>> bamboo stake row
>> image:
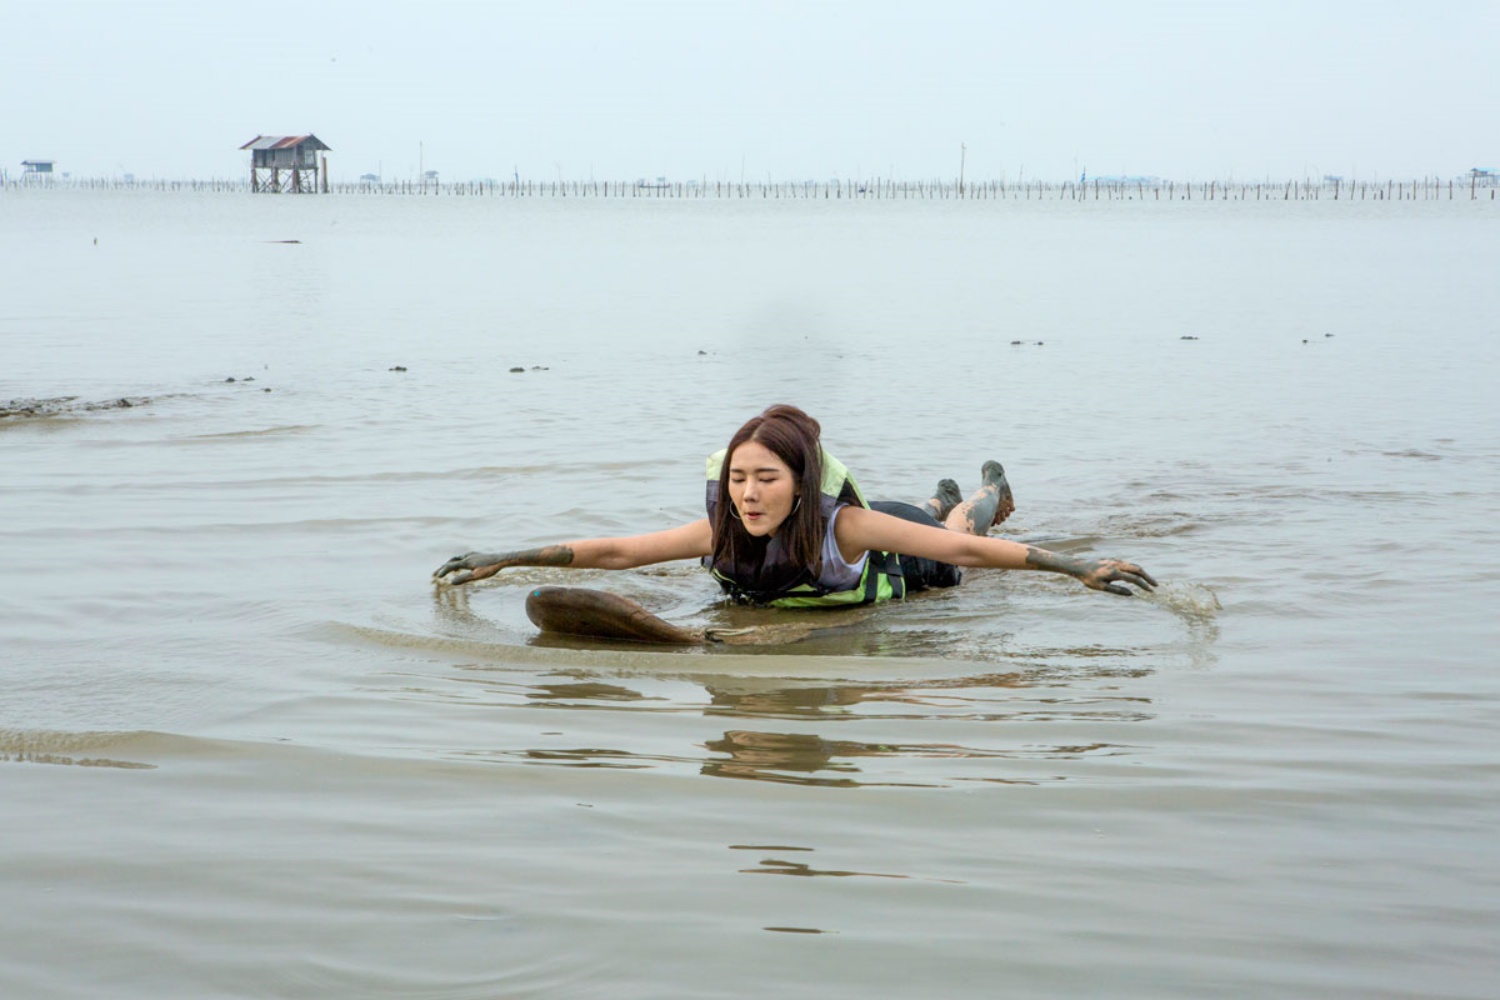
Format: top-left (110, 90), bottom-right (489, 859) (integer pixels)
top-left (5, 176), bottom-right (1496, 201)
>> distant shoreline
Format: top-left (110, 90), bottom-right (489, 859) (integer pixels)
top-left (4, 175), bottom-right (1497, 202)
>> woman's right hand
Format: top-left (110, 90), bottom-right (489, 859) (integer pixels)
top-left (1073, 558), bottom-right (1157, 596)
top-left (433, 552), bottom-right (507, 586)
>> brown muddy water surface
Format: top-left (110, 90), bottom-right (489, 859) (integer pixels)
top-left (2, 189), bottom-right (1498, 998)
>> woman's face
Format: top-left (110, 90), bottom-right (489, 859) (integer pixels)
top-left (727, 440), bottom-right (799, 537)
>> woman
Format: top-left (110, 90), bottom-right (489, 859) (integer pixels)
top-left (434, 404), bottom-right (1155, 601)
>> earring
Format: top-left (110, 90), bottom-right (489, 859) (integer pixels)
top-left (791, 496), bottom-right (802, 513)
top-left (729, 506), bottom-right (742, 521)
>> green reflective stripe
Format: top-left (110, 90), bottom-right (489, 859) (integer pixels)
top-left (705, 448), bottom-right (727, 481)
top-left (761, 551), bottom-right (902, 608)
top-left (817, 450), bottom-right (866, 504)
top-left (768, 586), bottom-right (876, 609)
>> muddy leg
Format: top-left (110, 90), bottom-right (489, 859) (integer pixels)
top-left (918, 478), bottom-right (964, 522)
top-left (943, 460), bottom-right (1016, 536)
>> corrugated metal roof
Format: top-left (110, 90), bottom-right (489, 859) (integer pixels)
top-left (239, 134), bottom-right (331, 151)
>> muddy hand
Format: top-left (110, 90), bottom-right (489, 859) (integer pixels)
top-left (1078, 559), bottom-right (1158, 596)
top-left (433, 552), bottom-right (506, 586)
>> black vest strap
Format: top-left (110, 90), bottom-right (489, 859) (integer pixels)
top-left (866, 549), bottom-right (905, 603)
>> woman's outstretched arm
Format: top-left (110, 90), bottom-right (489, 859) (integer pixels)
top-left (835, 507), bottom-right (1156, 596)
top-left (434, 519), bottom-right (714, 586)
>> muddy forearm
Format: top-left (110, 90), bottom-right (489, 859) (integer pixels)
top-left (437, 530), bottom-right (684, 585)
top-left (1022, 545), bottom-right (1157, 595)
top-left (1022, 545), bottom-right (1093, 581)
top-left (475, 544), bottom-right (577, 572)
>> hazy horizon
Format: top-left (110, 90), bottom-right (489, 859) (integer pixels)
top-left (5, 0), bottom-right (1496, 184)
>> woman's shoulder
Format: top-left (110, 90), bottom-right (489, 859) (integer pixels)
top-left (829, 501), bottom-right (872, 536)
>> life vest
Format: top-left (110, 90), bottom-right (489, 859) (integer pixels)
top-left (703, 447), bottom-right (906, 607)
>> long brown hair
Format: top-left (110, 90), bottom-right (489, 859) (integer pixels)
top-left (710, 404), bottom-right (826, 583)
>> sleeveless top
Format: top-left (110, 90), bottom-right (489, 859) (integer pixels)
top-left (816, 505), bottom-right (867, 592)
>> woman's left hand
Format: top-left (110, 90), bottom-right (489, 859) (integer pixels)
top-left (1077, 559), bottom-right (1158, 596)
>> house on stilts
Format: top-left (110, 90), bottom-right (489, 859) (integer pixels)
top-left (240, 135), bottom-right (330, 192)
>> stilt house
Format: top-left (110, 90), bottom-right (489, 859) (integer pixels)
top-left (241, 135), bottom-right (330, 193)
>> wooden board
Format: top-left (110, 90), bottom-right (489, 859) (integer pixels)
top-left (523, 586), bottom-right (869, 646)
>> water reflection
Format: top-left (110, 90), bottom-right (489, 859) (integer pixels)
top-left (699, 674), bottom-right (1152, 723)
top-left (704, 682), bottom-right (866, 717)
top-left (739, 856), bottom-right (964, 884)
top-left (453, 745), bottom-right (698, 771)
top-left (699, 672), bottom-right (1149, 786)
top-left (423, 598), bottom-right (1163, 787)
top-left (526, 681), bottom-right (656, 703)
top-left (741, 857), bottom-right (915, 880)
top-left (702, 730), bottom-right (903, 787)
top-left (700, 673), bottom-right (1043, 722)
top-left (699, 726), bottom-right (1135, 788)
top-left (427, 653), bottom-right (1161, 786)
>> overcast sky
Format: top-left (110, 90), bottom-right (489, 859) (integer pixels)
top-left (4, 0), bottom-right (1495, 183)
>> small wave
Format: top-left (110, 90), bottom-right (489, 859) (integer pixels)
top-left (1, 395), bottom-right (155, 421)
top-left (1097, 511), bottom-right (1215, 538)
top-left (183, 423), bottom-right (320, 440)
top-left (0, 728), bottom-right (328, 771)
top-left (276, 935), bottom-right (620, 1000)
top-left (0, 728), bottom-right (162, 769)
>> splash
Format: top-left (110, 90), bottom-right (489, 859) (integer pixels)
top-left (1139, 581), bottom-right (1222, 620)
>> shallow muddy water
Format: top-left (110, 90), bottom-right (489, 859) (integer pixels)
top-left (3, 188), bottom-right (1498, 998)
